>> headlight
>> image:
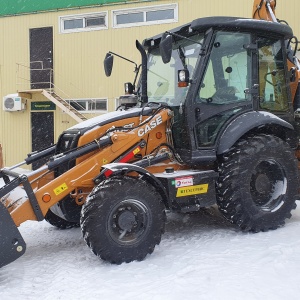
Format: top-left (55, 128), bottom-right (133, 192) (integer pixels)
top-left (177, 69), bottom-right (190, 87)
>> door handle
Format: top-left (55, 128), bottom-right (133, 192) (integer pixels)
top-left (195, 107), bottom-right (201, 121)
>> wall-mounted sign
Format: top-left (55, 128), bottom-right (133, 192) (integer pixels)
top-left (31, 101), bottom-right (56, 111)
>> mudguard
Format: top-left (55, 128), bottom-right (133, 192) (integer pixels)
top-left (0, 202), bottom-right (26, 268)
top-left (217, 111), bottom-right (296, 154)
top-left (100, 163), bottom-right (169, 208)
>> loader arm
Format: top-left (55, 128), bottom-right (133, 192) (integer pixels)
top-left (6, 108), bottom-right (173, 226)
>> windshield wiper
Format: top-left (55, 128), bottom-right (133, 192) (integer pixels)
top-left (165, 31), bottom-right (203, 46)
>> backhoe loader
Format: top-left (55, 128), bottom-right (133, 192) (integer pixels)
top-left (1, 0), bottom-right (300, 267)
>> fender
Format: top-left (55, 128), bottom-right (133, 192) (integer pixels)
top-left (217, 111), bottom-right (296, 154)
top-left (100, 163), bottom-right (169, 208)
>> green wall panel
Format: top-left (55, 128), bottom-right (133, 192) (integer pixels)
top-left (0, 0), bottom-right (129, 16)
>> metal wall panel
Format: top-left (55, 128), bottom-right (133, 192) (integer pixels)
top-left (0, 0), bottom-right (299, 167)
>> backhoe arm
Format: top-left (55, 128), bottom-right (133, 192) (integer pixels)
top-left (252, 0), bottom-right (277, 21)
top-left (252, 0), bottom-right (300, 105)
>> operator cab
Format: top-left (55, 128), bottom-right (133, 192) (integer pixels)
top-left (143, 16), bottom-right (297, 165)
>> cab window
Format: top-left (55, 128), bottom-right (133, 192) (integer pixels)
top-left (257, 37), bottom-right (289, 112)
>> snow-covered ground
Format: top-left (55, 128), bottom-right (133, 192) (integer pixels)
top-left (1, 203), bottom-right (300, 300)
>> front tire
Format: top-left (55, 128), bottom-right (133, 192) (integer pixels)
top-left (45, 208), bottom-right (79, 229)
top-left (217, 134), bottom-right (298, 232)
top-left (80, 176), bottom-right (166, 264)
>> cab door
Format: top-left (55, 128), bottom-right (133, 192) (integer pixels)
top-left (192, 31), bottom-right (253, 149)
top-left (256, 36), bottom-right (293, 120)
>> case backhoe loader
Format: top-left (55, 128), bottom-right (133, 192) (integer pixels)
top-left (1, 0), bottom-right (300, 267)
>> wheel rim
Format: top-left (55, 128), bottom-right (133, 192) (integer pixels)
top-left (250, 159), bottom-right (287, 212)
top-left (108, 199), bottom-right (150, 246)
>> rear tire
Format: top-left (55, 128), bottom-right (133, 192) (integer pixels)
top-left (80, 176), bottom-right (166, 264)
top-left (216, 134), bottom-right (298, 232)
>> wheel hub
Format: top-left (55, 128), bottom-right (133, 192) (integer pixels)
top-left (255, 174), bottom-right (271, 194)
top-left (108, 199), bottom-right (149, 245)
top-left (117, 210), bottom-right (136, 231)
top-left (250, 159), bottom-right (286, 211)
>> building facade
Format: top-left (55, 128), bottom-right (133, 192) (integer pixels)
top-left (0, 0), bottom-right (299, 167)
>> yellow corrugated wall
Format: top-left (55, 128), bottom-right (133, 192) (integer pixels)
top-left (0, 0), bottom-right (299, 167)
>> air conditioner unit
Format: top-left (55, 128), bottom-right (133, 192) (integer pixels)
top-left (3, 95), bottom-right (27, 112)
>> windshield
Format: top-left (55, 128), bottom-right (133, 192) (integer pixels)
top-left (147, 33), bottom-right (204, 106)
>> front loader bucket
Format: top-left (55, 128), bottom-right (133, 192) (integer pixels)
top-left (0, 202), bottom-right (26, 268)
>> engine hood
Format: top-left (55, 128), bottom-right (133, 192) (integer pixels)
top-left (66, 107), bottom-right (153, 135)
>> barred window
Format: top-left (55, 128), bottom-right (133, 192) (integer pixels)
top-left (66, 98), bottom-right (108, 112)
top-left (112, 4), bottom-right (178, 28)
top-left (60, 12), bottom-right (107, 33)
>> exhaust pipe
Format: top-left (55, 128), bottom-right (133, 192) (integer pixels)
top-left (136, 40), bottom-right (148, 104)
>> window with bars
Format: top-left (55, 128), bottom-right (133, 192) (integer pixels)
top-left (60, 12), bottom-right (107, 33)
top-left (66, 98), bottom-right (108, 112)
top-left (112, 4), bottom-right (178, 28)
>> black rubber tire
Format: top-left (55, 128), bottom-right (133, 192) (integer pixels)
top-left (58, 195), bottom-right (82, 223)
top-left (45, 209), bottom-right (80, 229)
top-left (80, 176), bottom-right (166, 264)
top-left (216, 134), bottom-right (298, 232)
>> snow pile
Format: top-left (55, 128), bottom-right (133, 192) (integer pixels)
top-left (1, 204), bottom-right (300, 299)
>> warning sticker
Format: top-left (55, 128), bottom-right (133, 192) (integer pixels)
top-left (133, 147), bottom-right (141, 155)
top-left (175, 176), bottom-right (194, 188)
top-left (53, 183), bottom-right (68, 196)
top-left (176, 184), bottom-right (208, 197)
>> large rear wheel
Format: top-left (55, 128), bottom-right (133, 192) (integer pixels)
top-left (217, 134), bottom-right (298, 232)
top-left (80, 176), bottom-right (166, 264)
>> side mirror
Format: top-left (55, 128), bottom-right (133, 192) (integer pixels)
top-left (159, 33), bottom-right (173, 64)
top-left (104, 53), bottom-right (114, 77)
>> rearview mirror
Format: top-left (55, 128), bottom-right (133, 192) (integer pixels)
top-left (159, 33), bottom-right (173, 64)
top-left (104, 53), bottom-right (114, 77)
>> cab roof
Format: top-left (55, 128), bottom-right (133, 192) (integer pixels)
top-left (191, 17), bottom-right (293, 38)
top-left (143, 16), bottom-right (293, 49)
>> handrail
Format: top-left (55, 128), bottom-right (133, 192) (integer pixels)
top-left (16, 62), bottom-right (53, 90)
top-left (16, 62), bottom-right (98, 118)
top-left (42, 90), bottom-right (87, 122)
